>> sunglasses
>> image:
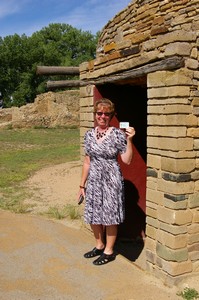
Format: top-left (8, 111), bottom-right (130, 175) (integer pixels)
top-left (96, 112), bottom-right (112, 117)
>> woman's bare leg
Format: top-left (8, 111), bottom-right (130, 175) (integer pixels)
top-left (90, 224), bottom-right (105, 250)
top-left (104, 225), bottom-right (117, 255)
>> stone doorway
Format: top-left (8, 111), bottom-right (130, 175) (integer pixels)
top-left (94, 83), bottom-right (147, 240)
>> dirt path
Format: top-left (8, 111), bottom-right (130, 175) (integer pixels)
top-left (23, 161), bottom-right (83, 215)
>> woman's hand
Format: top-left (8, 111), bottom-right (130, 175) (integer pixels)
top-left (120, 127), bottom-right (135, 165)
top-left (77, 187), bottom-right (86, 204)
top-left (125, 127), bottom-right (136, 139)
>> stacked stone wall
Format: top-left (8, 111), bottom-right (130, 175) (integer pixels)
top-left (0, 90), bottom-right (79, 129)
top-left (79, 0), bottom-right (199, 284)
top-left (146, 69), bottom-right (199, 285)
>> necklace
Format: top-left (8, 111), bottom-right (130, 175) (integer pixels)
top-left (96, 127), bottom-right (109, 140)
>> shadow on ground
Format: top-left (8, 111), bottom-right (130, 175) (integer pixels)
top-left (115, 238), bottom-right (144, 263)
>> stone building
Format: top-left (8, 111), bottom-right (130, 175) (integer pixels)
top-left (79, 0), bottom-right (199, 285)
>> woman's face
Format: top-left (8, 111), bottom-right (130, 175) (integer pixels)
top-left (95, 104), bottom-right (112, 128)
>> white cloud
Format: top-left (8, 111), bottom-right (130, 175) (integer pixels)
top-left (52, 0), bottom-right (131, 33)
top-left (0, 0), bottom-right (131, 37)
top-left (0, 0), bottom-right (30, 18)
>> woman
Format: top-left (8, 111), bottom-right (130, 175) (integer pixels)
top-left (78, 98), bottom-right (135, 265)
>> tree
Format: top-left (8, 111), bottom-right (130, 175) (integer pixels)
top-left (0, 23), bottom-right (98, 107)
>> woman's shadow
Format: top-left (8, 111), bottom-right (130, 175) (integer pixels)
top-left (115, 179), bottom-right (146, 262)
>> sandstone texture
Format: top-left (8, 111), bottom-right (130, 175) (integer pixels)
top-left (0, 90), bottom-right (80, 129)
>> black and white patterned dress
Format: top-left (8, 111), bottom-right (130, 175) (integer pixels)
top-left (84, 127), bottom-right (127, 225)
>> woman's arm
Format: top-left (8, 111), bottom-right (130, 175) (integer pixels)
top-left (120, 127), bottom-right (135, 165)
top-left (78, 155), bottom-right (90, 197)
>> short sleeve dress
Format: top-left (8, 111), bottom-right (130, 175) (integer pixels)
top-left (84, 127), bottom-right (127, 225)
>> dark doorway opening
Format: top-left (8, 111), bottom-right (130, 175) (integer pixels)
top-left (94, 83), bottom-right (147, 240)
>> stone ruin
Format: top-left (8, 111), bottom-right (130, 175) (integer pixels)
top-left (0, 90), bottom-right (79, 129)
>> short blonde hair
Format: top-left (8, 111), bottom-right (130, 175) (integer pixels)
top-left (94, 98), bottom-right (115, 117)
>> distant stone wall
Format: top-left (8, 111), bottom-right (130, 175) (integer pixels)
top-left (0, 90), bottom-right (80, 129)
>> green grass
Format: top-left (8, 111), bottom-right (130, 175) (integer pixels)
top-left (0, 127), bottom-right (80, 212)
top-left (177, 287), bottom-right (199, 300)
top-left (43, 204), bottom-right (82, 220)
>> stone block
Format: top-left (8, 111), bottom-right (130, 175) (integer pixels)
top-left (146, 249), bottom-right (156, 264)
top-left (104, 42), bottom-right (116, 53)
top-left (79, 86), bottom-right (94, 97)
top-left (107, 51), bottom-right (121, 61)
top-left (165, 42), bottom-right (192, 56)
top-left (116, 39), bottom-right (131, 50)
top-left (188, 234), bottom-right (199, 245)
top-left (147, 114), bottom-right (197, 127)
top-left (79, 62), bottom-right (89, 72)
top-left (146, 224), bottom-right (157, 240)
top-left (188, 193), bottom-right (199, 208)
top-left (188, 223), bottom-right (199, 234)
top-left (148, 86), bottom-right (190, 98)
top-left (146, 179), bottom-right (158, 191)
top-left (142, 39), bottom-right (156, 51)
top-left (148, 137), bottom-right (193, 151)
top-left (130, 31), bottom-right (150, 44)
top-left (123, 50), bottom-right (159, 70)
top-left (157, 206), bottom-right (193, 225)
top-left (193, 72), bottom-right (199, 81)
top-left (157, 230), bottom-right (188, 249)
top-left (160, 222), bottom-right (187, 235)
top-left (164, 194), bottom-right (188, 202)
top-left (194, 181), bottom-right (199, 192)
top-left (187, 128), bottom-right (199, 137)
top-left (163, 198), bottom-right (187, 210)
top-left (191, 47), bottom-right (198, 59)
top-left (156, 242), bottom-right (188, 262)
top-left (147, 126), bottom-right (187, 137)
top-left (147, 154), bottom-right (161, 169)
top-left (193, 107), bottom-right (199, 116)
top-left (146, 207), bottom-right (157, 219)
top-left (146, 201), bottom-right (158, 210)
top-left (194, 140), bottom-right (199, 150)
top-left (186, 58), bottom-right (199, 70)
top-left (161, 260), bottom-right (193, 276)
top-left (80, 97), bottom-right (94, 107)
top-left (80, 127), bottom-right (88, 137)
top-left (162, 172), bottom-right (191, 182)
top-left (158, 179), bottom-right (194, 195)
top-left (145, 236), bottom-right (156, 252)
top-left (193, 261), bottom-right (199, 272)
top-left (189, 251), bottom-right (199, 261)
top-left (193, 210), bottom-right (199, 223)
top-left (120, 46), bottom-right (140, 57)
top-left (146, 189), bottom-right (164, 205)
top-left (147, 168), bottom-right (158, 178)
top-left (146, 216), bottom-right (159, 228)
top-left (161, 157), bottom-right (195, 173)
top-left (151, 25), bottom-right (169, 36)
top-left (155, 30), bottom-right (196, 47)
top-left (148, 69), bottom-right (193, 87)
top-left (148, 104), bottom-right (192, 114)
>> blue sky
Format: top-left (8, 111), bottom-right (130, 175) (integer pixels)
top-left (0, 0), bottom-right (131, 37)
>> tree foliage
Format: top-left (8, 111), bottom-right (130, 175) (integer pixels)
top-left (0, 23), bottom-right (99, 107)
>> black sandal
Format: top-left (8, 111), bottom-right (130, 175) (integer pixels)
top-left (84, 247), bottom-right (104, 258)
top-left (93, 253), bottom-right (116, 265)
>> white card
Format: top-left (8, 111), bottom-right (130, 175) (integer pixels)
top-left (119, 122), bottom-right (129, 129)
